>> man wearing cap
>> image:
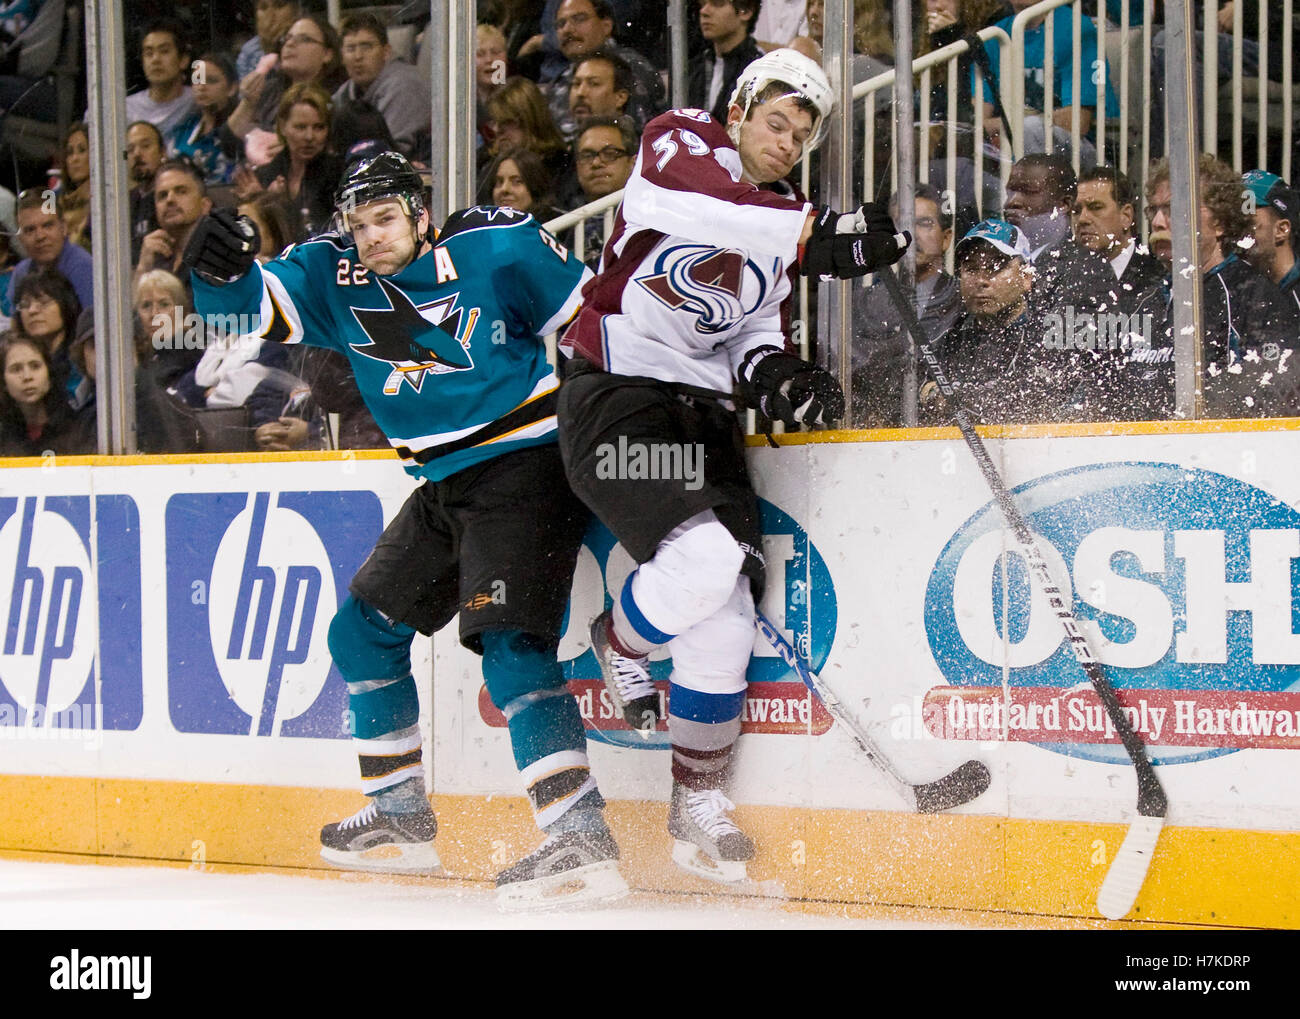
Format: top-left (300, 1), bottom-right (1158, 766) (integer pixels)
top-left (924, 219), bottom-right (1082, 424)
top-left (1242, 169), bottom-right (1300, 316)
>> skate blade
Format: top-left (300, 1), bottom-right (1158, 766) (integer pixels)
top-left (319, 841), bottom-right (442, 875)
top-left (670, 843), bottom-right (786, 899)
top-left (497, 860), bottom-right (629, 912)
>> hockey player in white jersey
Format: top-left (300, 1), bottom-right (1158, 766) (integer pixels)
top-left (557, 49), bottom-right (910, 883)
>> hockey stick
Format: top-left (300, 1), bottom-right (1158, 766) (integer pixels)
top-left (876, 269), bottom-right (1166, 920)
top-left (754, 608), bottom-right (992, 812)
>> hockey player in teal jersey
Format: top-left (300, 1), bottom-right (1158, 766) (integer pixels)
top-left (186, 151), bottom-right (626, 909)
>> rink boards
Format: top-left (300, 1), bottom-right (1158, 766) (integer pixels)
top-left (0, 423), bottom-right (1297, 927)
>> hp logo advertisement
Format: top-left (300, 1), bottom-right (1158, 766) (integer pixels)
top-left (0, 495), bottom-right (142, 732)
top-left (166, 490), bottom-right (382, 739)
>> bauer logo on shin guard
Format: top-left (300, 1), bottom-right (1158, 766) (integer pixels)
top-left (165, 490), bottom-right (382, 738)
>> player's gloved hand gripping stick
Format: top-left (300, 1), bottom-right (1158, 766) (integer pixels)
top-left (876, 268), bottom-right (1166, 921)
top-left (801, 201), bottom-right (912, 280)
top-left (184, 208), bottom-right (262, 285)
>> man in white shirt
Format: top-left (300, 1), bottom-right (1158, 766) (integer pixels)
top-left (124, 20), bottom-right (197, 141)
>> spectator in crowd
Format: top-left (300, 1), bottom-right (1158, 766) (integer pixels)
top-left (490, 0), bottom-right (547, 79)
top-left (1072, 165), bottom-right (1166, 313)
top-left (237, 83), bottom-right (344, 241)
top-left (134, 269), bottom-right (202, 388)
top-left (0, 333), bottom-right (87, 457)
top-left (484, 146), bottom-right (562, 223)
top-left (127, 121), bottom-right (165, 262)
top-left (481, 76), bottom-right (570, 186)
top-left (546, 0), bottom-right (665, 140)
top-left (570, 115), bottom-right (636, 263)
top-left (170, 53), bottom-right (240, 186)
top-left (976, 0), bottom-right (1117, 162)
top-left (126, 20), bottom-right (198, 140)
top-left (333, 13), bottom-right (432, 160)
top-left (69, 308), bottom-right (202, 454)
top-left (923, 0), bottom-right (1012, 129)
top-left (531, 0), bottom-right (648, 83)
top-left (477, 23), bottom-right (510, 145)
top-left (1242, 170), bottom-right (1300, 315)
top-left (289, 346), bottom-right (385, 449)
top-left (569, 52), bottom-right (631, 127)
top-left (1142, 154), bottom-right (1300, 418)
top-left (753, 0), bottom-right (806, 49)
top-left (136, 158), bottom-right (213, 286)
top-left (227, 13), bottom-right (343, 144)
top-left (923, 219), bottom-right (1085, 423)
top-left (9, 188), bottom-right (93, 312)
top-left (12, 267), bottom-right (81, 405)
top-left (59, 122), bottom-right (91, 251)
top-left (238, 193), bottom-right (294, 262)
top-left (853, 184), bottom-right (962, 425)
top-left (1003, 153), bottom-right (1116, 322)
top-left (170, 312), bottom-right (309, 442)
top-left (689, 1), bottom-right (763, 124)
top-left (237, 0), bottom-right (301, 79)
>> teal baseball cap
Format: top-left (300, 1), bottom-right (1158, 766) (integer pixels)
top-left (955, 219), bottom-right (1032, 260)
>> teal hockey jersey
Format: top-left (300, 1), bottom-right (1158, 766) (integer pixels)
top-left (191, 206), bottom-right (589, 481)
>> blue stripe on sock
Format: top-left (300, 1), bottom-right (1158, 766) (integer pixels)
top-left (619, 573), bottom-right (675, 645)
top-left (668, 684), bottom-right (746, 724)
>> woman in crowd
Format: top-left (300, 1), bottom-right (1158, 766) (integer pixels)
top-left (226, 14), bottom-right (344, 146)
top-left (237, 83), bottom-right (344, 241)
top-left (60, 122), bottom-right (92, 251)
top-left (134, 269), bottom-right (202, 389)
top-left (12, 268), bottom-right (82, 407)
top-left (480, 76), bottom-right (569, 188)
top-left (0, 333), bottom-right (87, 456)
top-left (171, 52), bottom-right (241, 186)
top-left (483, 146), bottom-right (561, 224)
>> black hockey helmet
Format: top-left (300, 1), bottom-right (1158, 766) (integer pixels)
top-left (334, 149), bottom-right (428, 248)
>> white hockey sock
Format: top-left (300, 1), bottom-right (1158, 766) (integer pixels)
top-left (611, 514), bottom-right (745, 654)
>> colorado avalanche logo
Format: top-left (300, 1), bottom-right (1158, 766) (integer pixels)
top-left (349, 277), bottom-right (479, 395)
top-left (638, 244), bottom-right (766, 334)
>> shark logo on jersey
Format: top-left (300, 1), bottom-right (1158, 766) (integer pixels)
top-left (638, 245), bottom-right (766, 334)
top-left (349, 277), bottom-right (480, 395)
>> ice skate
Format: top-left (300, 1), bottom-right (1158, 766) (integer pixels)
top-left (668, 783), bottom-right (755, 885)
top-left (495, 829), bottom-right (628, 911)
top-left (319, 800), bottom-right (441, 874)
top-left (590, 611), bottom-right (659, 735)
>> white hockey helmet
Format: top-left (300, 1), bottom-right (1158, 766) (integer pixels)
top-left (727, 48), bottom-right (835, 152)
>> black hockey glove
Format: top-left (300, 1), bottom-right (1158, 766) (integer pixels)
top-left (801, 202), bottom-right (911, 280)
top-left (183, 208), bottom-right (261, 285)
top-left (737, 345), bottom-right (845, 428)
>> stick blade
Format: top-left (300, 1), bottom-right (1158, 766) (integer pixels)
top-left (913, 759), bottom-right (992, 813)
top-left (1097, 814), bottom-right (1164, 920)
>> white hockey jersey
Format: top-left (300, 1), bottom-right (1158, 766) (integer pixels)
top-left (561, 108), bottom-right (811, 394)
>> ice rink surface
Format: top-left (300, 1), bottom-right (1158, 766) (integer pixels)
top-left (0, 855), bottom-right (985, 929)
